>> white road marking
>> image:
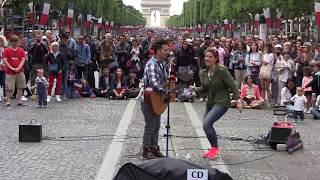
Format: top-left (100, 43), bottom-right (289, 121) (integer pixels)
top-left (95, 100), bottom-right (137, 180)
top-left (184, 103), bottom-right (230, 174)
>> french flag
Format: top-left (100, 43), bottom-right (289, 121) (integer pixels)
top-left (28, 2), bottom-right (35, 24)
top-left (66, 2), bottom-right (75, 27)
top-left (98, 17), bottom-right (103, 29)
top-left (231, 20), bottom-right (236, 31)
top-left (315, 2), bottom-right (320, 28)
top-left (86, 14), bottom-right (92, 28)
top-left (39, 0), bottom-right (51, 26)
top-left (110, 21), bottom-right (114, 29)
top-left (263, 8), bottom-right (271, 28)
top-left (255, 14), bottom-right (259, 29)
top-left (224, 19), bottom-right (230, 31)
top-left (105, 20), bottom-right (110, 30)
top-left (276, 9), bottom-right (282, 31)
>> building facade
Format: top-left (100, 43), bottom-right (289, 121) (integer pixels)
top-left (141, 0), bottom-right (171, 27)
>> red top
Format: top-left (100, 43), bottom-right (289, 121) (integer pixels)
top-left (3, 47), bottom-right (25, 75)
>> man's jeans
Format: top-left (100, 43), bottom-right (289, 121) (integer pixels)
top-left (141, 101), bottom-right (160, 148)
top-left (310, 108), bottom-right (320, 120)
top-left (203, 106), bottom-right (228, 147)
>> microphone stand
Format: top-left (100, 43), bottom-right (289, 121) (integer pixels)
top-left (165, 57), bottom-right (173, 157)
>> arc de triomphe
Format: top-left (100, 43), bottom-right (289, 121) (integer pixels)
top-left (141, 0), bottom-right (171, 27)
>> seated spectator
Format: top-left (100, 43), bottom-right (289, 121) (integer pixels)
top-left (93, 67), bottom-right (113, 98)
top-left (311, 95), bottom-right (320, 120)
top-left (306, 61), bottom-right (320, 97)
top-left (124, 69), bottom-right (140, 98)
top-left (280, 78), bottom-right (296, 114)
top-left (239, 75), bottom-right (264, 109)
top-left (78, 80), bottom-right (96, 98)
top-left (66, 61), bottom-right (77, 99)
top-left (110, 68), bottom-right (127, 99)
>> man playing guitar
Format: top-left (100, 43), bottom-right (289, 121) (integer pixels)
top-left (142, 39), bottom-right (170, 159)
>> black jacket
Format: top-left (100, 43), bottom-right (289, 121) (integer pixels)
top-left (29, 43), bottom-right (48, 65)
top-left (124, 76), bottom-right (139, 89)
top-left (46, 52), bottom-right (64, 74)
top-left (99, 75), bottom-right (112, 91)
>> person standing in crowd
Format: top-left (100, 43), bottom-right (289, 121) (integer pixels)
top-left (100, 39), bottom-right (115, 69)
top-left (128, 38), bottom-right (143, 78)
top-left (76, 35), bottom-right (91, 80)
top-left (3, 35), bottom-right (27, 106)
top-left (84, 35), bottom-right (99, 89)
top-left (29, 31), bottom-right (48, 93)
top-left (302, 66), bottom-right (314, 113)
top-left (213, 37), bottom-right (228, 65)
top-left (314, 44), bottom-right (320, 61)
top-left (245, 42), bottom-right (261, 87)
top-left (176, 40), bottom-right (194, 89)
top-left (245, 35), bottom-right (253, 52)
top-left (275, 51), bottom-right (295, 105)
top-left (190, 48), bottom-right (242, 159)
top-left (291, 39), bottom-right (302, 60)
top-left (45, 30), bottom-right (54, 46)
top-left (192, 40), bottom-right (201, 87)
top-left (115, 35), bottom-right (130, 76)
top-left (141, 29), bottom-right (154, 59)
top-left (231, 41), bottom-right (247, 89)
top-left (59, 33), bottom-right (74, 100)
top-left (259, 43), bottom-right (275, 109)
top-left (306, 61), bottom-right (320, 97)
top-left (93, 66), bottom-right (112, 98)
top-left (46, 42), bottom-right (64, 102)
top-left (142, 39), bottom-right (170, 159)
top-left (295, 43), bottom-right (313, 86)
top-left (0, 35), bottom-right (7, 102)
top-left (64, 28), bottom-right (77, 55)
top-left (198, 35), bottom-right (211, 69)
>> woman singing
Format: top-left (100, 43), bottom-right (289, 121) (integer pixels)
top-left (190, 48), bottom-right (243, 159)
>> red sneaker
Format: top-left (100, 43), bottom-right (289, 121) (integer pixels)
top-left (203, 147), bottom-right (220, 159)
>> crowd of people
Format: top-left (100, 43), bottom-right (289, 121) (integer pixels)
top-left (0, 28), bottom-right (319, 121)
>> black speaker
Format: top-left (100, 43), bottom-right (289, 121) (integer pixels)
top-left (268, 121), bottom-right (293, 150)
top-left (19, 123), bottom-right (42, 142)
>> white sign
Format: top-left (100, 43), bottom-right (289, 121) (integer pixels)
top-left (187, 169), bottom-right (208, 180)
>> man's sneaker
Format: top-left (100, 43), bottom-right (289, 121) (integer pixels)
top-left (306, 110), bottom-right (311, 114)
top-left (36, 105), bottom-right (42, 108)
top-left (203, 147), bottom-right (220, 159)
top-left (21, 96), bottom-right (28, 102)
top-left (47, 96), bottom-right (51, 102)
top-left (56, 95), bottom-right (62, 102)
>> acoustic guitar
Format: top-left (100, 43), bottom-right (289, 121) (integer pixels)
top-left (144, 83), bottom-right (176, 116)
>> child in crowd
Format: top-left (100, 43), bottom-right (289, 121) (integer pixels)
top-left (302, 66), bottom-right (313, 113)
top-left (31, 69), bottom-right (48, 108)
top-left (66, 62), bottom-right (77, 99)
top-left (291, 87), bottom-right (308, 122)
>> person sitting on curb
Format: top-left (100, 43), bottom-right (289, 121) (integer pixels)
top-left (233, 75), bottom-right (264, 109)
top-left (92, 66), bottom-right (113, 98)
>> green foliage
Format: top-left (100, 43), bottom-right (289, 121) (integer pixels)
top-left (166, 0), bottom-right (314, 27)
top-left (13, 0), bottom-right (145, 26)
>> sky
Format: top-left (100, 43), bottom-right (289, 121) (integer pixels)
top-left (123, 0), bottom-right (188, 16)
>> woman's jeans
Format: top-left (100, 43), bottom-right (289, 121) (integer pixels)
top-left (203, 106), bottom-right (228, 147)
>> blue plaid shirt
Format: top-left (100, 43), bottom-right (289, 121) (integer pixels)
top-left (143, 56), bottom-right (167, 94)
